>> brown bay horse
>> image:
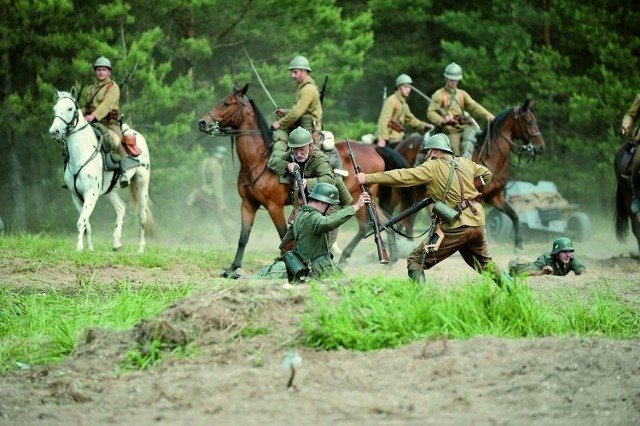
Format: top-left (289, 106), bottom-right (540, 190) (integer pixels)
top-left (198, 83), bottom-right (408, 276)
top-left (613, 140), bottom-right (640, 253)
top-left (393, 99), bottom-right (546, 251)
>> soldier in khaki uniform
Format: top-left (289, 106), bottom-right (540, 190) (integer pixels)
top-left (83, 56), bottom-right (137, 187)
top-left (270, 56), bottom-right (323, 163)
top-left (427, 63), bottom-right (495, 159)
top-left (356, 133), bottom-right (512, 288)
top-left (621, 93), bottom-right (640, 213)
top-left (376, 74), bottom-right (433, 149)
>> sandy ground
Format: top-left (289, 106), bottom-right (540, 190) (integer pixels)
top-left (1, 208), bottom-right (639, 426)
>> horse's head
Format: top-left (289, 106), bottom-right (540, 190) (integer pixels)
top-left (49, 88), bottom-right (81, 141)
top-left (513, 99), bottom-right (545, 156)
top-left (198, 83), bottom-right (250, 135)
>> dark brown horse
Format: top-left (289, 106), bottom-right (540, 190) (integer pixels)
top-left (613, 141), bottom-right (640, 253)
top-left (392, 99), bottom-right (546, 251)
top-left (197, 83), bottom-right (408, 275)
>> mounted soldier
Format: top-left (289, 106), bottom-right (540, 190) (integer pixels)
top-left (427, 62), bottom-right (494, 159)
top-left (621, 93), bottom-right (640, 213)
top-left (376, 73), bottom-right (433, 149)
top-left (270, 55), bottom-right (323, 164)
top-left (82, 56), bottom-right (140, 187)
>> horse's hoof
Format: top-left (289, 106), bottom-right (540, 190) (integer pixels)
top-left (113, 246), bottom-right (123, 252)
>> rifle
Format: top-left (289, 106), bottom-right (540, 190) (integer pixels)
top-left (345, 138), bottom-right (389, 264)
top-left (242, 45), bottom-right (279, 109)
top-left (410, 84), bottom-right (473, 127)
top-left (320, 75), bottom-right (328, 105)
top-left (292, 164), bottom-right (307, 205)
top-left (364, 196), bottom-right (434, 238)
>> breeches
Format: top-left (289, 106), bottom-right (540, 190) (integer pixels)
top-left (406, 225), bottom-right (493, 272)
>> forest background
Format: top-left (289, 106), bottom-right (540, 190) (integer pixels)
top-left (1, 0), bottom-right (639, 235)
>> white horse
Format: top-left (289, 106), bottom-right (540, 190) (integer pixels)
top-left (49, 88), bottom-right (153, 252)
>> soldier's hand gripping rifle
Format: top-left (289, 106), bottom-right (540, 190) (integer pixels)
top-left (292, 164), bottom-right (307, 205)
top-left (345, 138), bottom-right (389, 264)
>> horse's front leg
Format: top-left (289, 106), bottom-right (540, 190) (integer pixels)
top-left (226, 199), bottom-right (260, 276)
top-left (105, 192), bottom-right (127, 251)
top-left (73, 193), bottom-right (98, 251)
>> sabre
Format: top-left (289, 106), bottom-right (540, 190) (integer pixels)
top-left (242, 45), bottom-right (279, 109)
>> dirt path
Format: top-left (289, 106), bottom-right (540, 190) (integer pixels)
top-left (1, 217), bottom-right (639, 425)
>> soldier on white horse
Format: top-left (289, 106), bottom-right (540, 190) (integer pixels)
top-left (49, 87), bottom-right (153, 252)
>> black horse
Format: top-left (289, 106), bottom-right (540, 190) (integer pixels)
top-left (613, 141), bottom-right (640, 253)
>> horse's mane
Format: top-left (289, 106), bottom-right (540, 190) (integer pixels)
top-left (249, 98), bottom-right (273, 149)
top-left (477, 107), bottom-right (510, 141)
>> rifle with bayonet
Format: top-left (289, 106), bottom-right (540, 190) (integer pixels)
top-left (364, 196), bottom-right (434, 238)
top-left (345, 138), bottom-right (389, 264)
top-left (292, 164), bottom-right (307, 205)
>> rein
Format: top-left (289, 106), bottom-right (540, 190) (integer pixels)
top-left (479, 106), bottom-right (539, 167)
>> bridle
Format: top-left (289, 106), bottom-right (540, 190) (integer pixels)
top-left (202, 92), bottom-right (261, 138)
top-left (53, 95), bottom-right (90, 142)
top-left (484, 106), bottom-right (543, 163)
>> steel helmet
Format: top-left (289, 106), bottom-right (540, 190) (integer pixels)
top-left (287, 55), bottom-right (312, 72)
top-left (309, 182), bottom-right (340, 205)
top-left (395, 73), bottom-right (413, 87)
top-left (443, 62), bottom-right (463, 80)
top-left (551, 237), bottom-right (574, 254)
top-left (420, 133), bottom-right (453, 154)
top-left (213, 145), bottom-right (228, 159)
top-left (287, 126), bottom-right (314, 148)
top-left (94, 56), bottom-right (112, 69)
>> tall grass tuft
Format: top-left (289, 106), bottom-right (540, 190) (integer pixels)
top-left (0, 281), bottom-right (196, 371)
top-left (301, 277), bottom-right (640, 351)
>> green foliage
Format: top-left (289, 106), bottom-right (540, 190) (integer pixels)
top-left (301, 278), bottom-right (640, 351)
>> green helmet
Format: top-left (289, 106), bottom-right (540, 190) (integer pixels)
top-left (395, 73), bottom-right (413, 87)
top-left (551, 237), bottom-right (574, 254)
top-left (287, 55), bottom-right (312, 72)
top-left (94, 56), bottom-right (112, 69)
top-left (443, 62), bottom-right (463, 80)
top-left (420, 133), bottom-right (453, 154)
top-left (213, 145), bottom-right (228, 159)
top-left (287, 127), bottom-right (313, 148)
top-left (309, 182), bottom-right (340, 205)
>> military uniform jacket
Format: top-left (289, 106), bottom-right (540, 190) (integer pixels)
top-left (428, 87), bottom-right (492, 134)
top-left (365, 154), bottom-right (492, 230)
top-left (377, 91), bottom-right (427, 142)
top-left (293, 204), bottom-right (357, 278)
top-left (622, 94), bottom-right (640, 140)
top-left (267, 147), bottom-right (353, 205)
top-left (526, 253), bottom-right (587, 276)
top-left (279, 76), bottom-right (322, 131)
top-left (84, 78), bottom-right (120, 124)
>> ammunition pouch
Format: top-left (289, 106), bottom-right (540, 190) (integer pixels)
top-left (432, 201), bottom-right (460, 224)
top-left (282, 250), bottom-right (309, 283)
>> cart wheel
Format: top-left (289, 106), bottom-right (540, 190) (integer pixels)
top-left (486, 209), bottom-right (514, 242)
top-left (567, 212), bottom-right (592, 242)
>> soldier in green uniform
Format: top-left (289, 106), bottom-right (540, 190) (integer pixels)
top-left (270, 55), bottom-right (323, 163)
top-left (268, 127), bottom-right (352, 253)
top-left (290, 183), bottom-right (370, 281)
top-left (376, 74), bottom-right (433, 149)
top-left (427, 63), bottom-right (495, 159)
top-left (510, 237), bottom-right (587, 277)
top-left (621, 93), bottom-right (640, 213)
top-left (356, 133), bottom-right (512, 288)
top-left (82, 56), bottom-right (137, 187)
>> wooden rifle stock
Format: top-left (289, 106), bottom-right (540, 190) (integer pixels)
top-left (345, 139), bottom-right (389, 264)
top-left (365, 196), bottom-right (434, 238)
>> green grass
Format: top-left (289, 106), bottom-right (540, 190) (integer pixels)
top-left (301, 277), bottom-right (640, 351)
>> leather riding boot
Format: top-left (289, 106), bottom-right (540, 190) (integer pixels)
top-left (408, 269), bottom-right (425, 283)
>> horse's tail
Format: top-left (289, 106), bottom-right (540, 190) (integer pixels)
top-left (130, 184), bottom-right (155, 236)
top-left (614, 179), bottom-right (628, 242)
top-left (375, 147), bottom-right (411, 215)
